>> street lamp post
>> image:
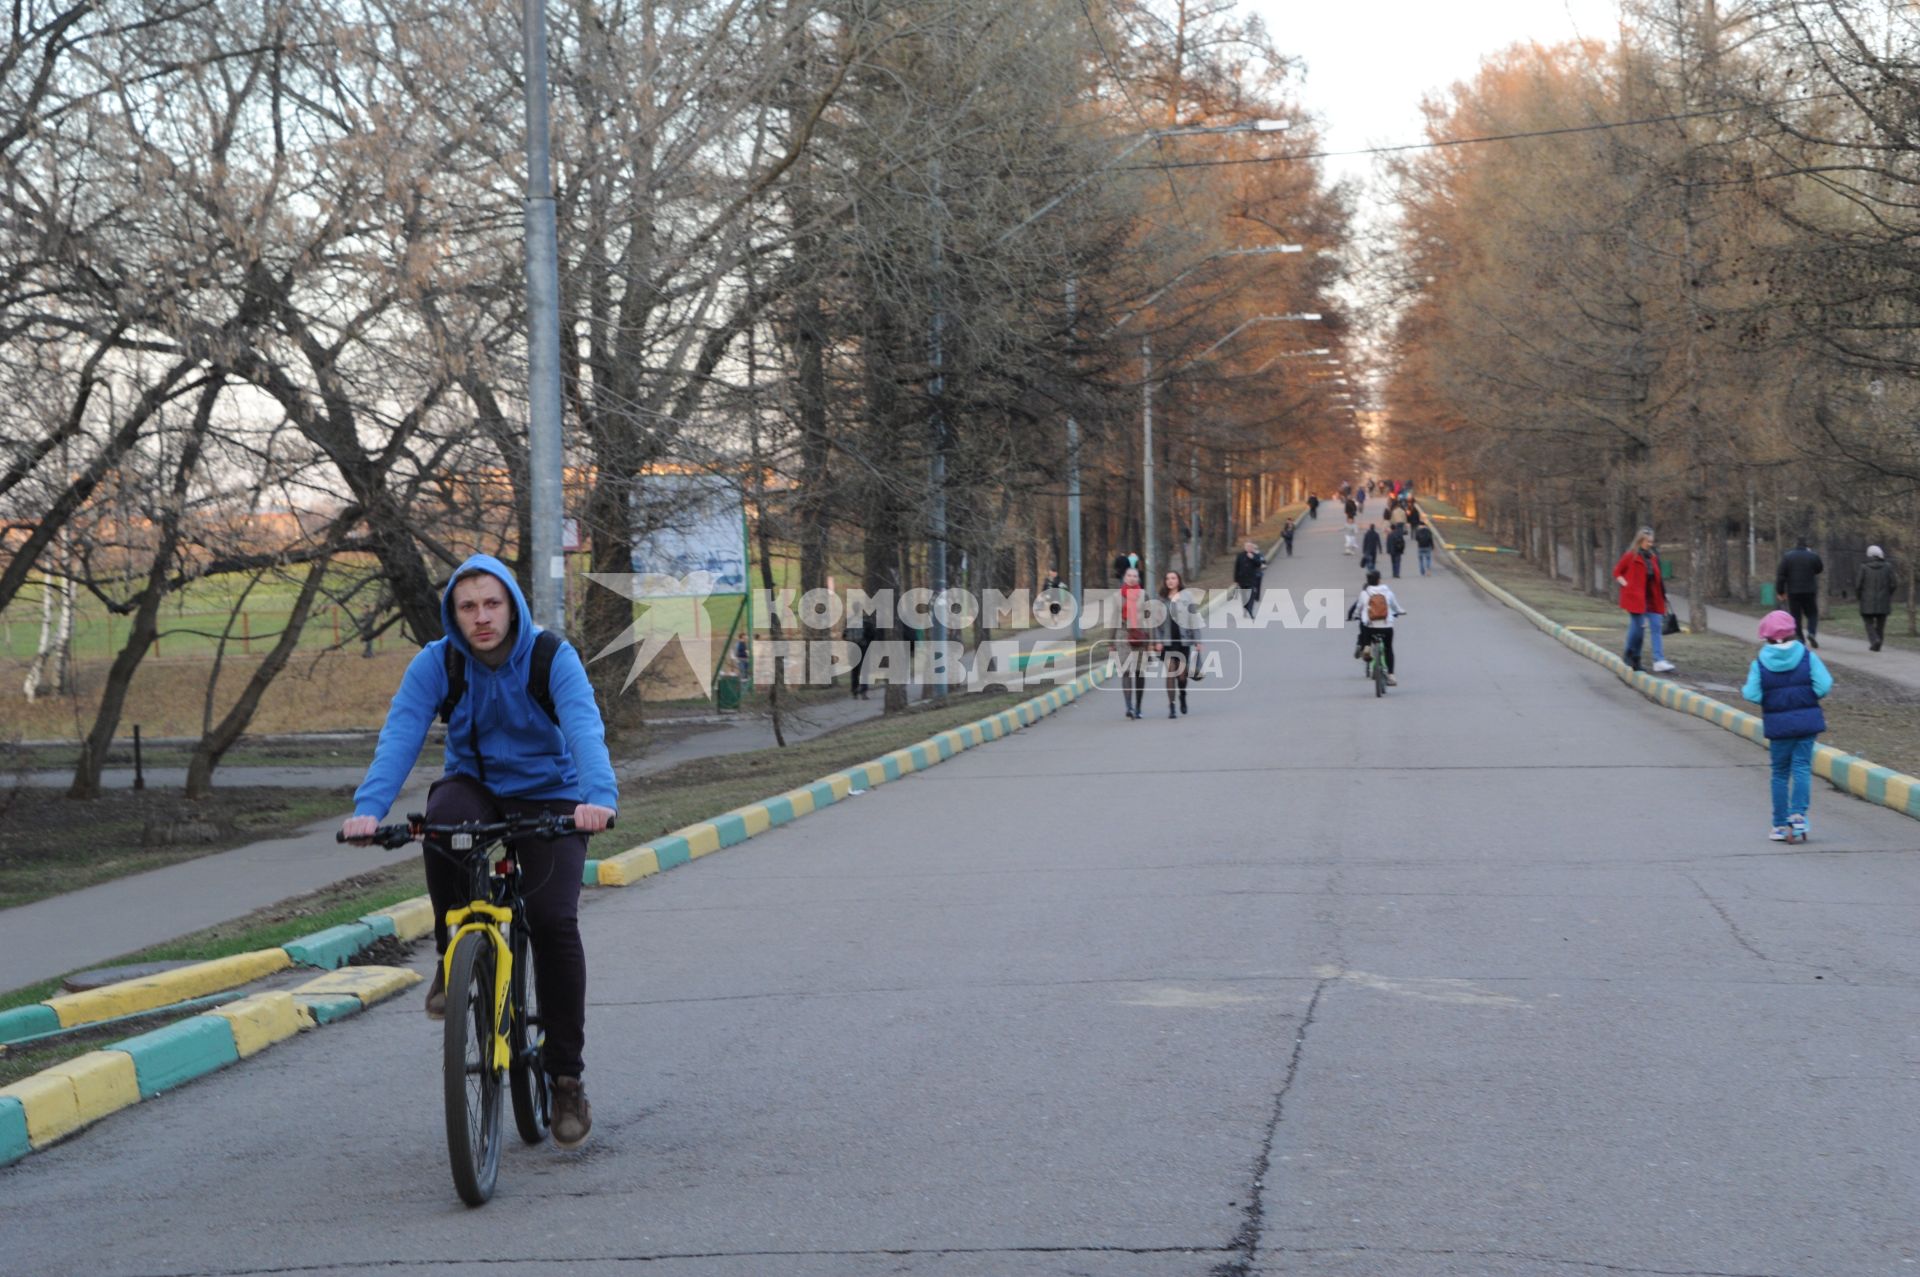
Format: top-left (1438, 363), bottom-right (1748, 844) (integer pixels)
top-left (524, 0), bottom-right (566, 633)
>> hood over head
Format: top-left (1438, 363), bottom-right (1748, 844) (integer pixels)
top-left (1757, 639), bottom-right (1811, 672)
top-left (441, 554), bottom-right (536, 665)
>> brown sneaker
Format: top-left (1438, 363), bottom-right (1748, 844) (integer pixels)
top-left (424, 964), bottom-right (446, 1020)
top-left (552, 1077), bottom-right (592, 1148)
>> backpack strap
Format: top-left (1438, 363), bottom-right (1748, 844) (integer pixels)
top-left (437, 642), bottom-right (466, 724)
top-left (528, 630), bottom-right (562, 725)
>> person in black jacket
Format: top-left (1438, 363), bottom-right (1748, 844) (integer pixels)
top-left (1306, 494), bottom-right (1320, 520)
top-left (1414, 523), bottom-right (1436, 575)
top-left (1856, 545), bottom-right (1896, 651)
top-left (1361, 523), bottom-right (1383, 571)
top-left (1386, 525), bottom-right (1407, 577)
top-left (1775, 539), bottom-right (1825, 647)
top-left (1232, 539), bottom-right (1266, 617)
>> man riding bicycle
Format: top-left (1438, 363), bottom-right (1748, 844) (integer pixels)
top-left (1350, 569), bottom-right (1406, 686)
top-left (341, 554), bottom-right (616, 1149)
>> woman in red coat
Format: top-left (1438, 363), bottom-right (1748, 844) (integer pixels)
top-left (1117, 566), bottom-right (1151, 718)
top-left (1612, 526), bottom-right (1674, 674)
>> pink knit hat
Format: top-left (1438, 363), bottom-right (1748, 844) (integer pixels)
top-left (1758, 610), bottom-right (1798, 642)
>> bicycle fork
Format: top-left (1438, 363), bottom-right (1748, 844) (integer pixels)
top-left (444, 901), bottom-right (515, 1071)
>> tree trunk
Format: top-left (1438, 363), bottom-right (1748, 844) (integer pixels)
top-left (186, 537), bottom-right (344, 797)
top-left (70, 379), bottom-right (220, 798)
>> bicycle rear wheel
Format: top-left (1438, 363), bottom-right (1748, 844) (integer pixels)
top-left (1374, 655), bottom-right (1387, 697)
top-left (508, 922), bottom-right (550, 1144)
top-left (443, 932), bottom-right (503, 1206)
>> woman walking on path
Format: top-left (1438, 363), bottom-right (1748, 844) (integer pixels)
top-left (1612, 527), bottom-right (1675, 674)
top-left (1154, 570), bottom-right (1204, 718)
top-left (1856, 546), bottom-right (1896, 651)
top-left (1742, 609), bottom-right (1834, 843)
top-left (1117, 566), bottom-right (1150, 719)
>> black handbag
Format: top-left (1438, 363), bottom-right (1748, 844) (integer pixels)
top-left (1663, 610), bottom-right (1681, 636)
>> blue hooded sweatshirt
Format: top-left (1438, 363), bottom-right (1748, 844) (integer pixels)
top-left (352, 554), bottom-right (618, 820)
top-left (1741, 639), bottom-right (1833, 741)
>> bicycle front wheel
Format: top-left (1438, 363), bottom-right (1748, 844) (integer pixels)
top-left (508, 922), bottom-right (550, 1144)
top-left (443, 932), bottom-right (503, 1206)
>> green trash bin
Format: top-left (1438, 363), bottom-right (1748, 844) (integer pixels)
top-left (715, 674), bottom-right (742, 710)
top-left (1759, 583), bottom-right (1776, 608)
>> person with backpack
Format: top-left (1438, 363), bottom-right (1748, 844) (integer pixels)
top-left (1386, 524), bottom-right (1407, 578)
top-left (1742, 609), bottom-right (1834, 842)
top-left (340, 555), bottom-right (616, 1149)
top-left (1414, 523), bottom-right (1436, 575)
top-left (1350, 569), bottom-right (1405, 685)
top-left (1855, 545), bottom-right (1895, 651)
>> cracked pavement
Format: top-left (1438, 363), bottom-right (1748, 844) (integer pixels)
top-left (4, 515), bottom-right (1917, 1276)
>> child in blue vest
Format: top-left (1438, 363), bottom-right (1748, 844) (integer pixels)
top-left (1741, 609), bottom-right (1834, 843)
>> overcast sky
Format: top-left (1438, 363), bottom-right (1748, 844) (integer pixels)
top-left (1248, 0), bottom-right (1625, 218)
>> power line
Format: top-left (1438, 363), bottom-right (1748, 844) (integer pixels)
top-left (1116, 90), bottom-right (1849, 171)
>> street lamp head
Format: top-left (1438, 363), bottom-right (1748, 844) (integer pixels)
top-left (1250, 118), bottom-right (1293, 132)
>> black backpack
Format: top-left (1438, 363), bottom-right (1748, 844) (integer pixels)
top-left (436, 629), bottom-right (563, 726)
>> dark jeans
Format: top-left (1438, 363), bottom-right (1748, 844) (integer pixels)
top-left (423, 775), bottom-right (589, 1080)
top-left (1864, 613), bottom-right (1888, 649)
top-left (1788, 592), bottom-right (1819, 642)
top-left (1389, 552), bottom-right (1403, 578)
top-left (1356, 625), bottom-right (1395, 674)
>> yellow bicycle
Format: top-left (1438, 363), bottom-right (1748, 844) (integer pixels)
top-left (346, 811), bottom-right (603, 1205)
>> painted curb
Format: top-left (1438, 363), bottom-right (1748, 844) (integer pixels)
top-left (2, 897), bottom-right (439, 1048)
top-left (1440, 532), bottom-right (1920, 823)
top-left (596, 661), bottom-right (1113, 888)
top-left (0, 966), bottom-right (420, 1169)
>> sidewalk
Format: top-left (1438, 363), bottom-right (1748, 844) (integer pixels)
top-left (1675, 593), bottom-right (1920, 693)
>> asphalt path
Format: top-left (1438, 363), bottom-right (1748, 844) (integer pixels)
top-left (5, 514), bottom-right (1918, 1276)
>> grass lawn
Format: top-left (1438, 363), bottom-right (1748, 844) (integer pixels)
top-left (1431, 501), bottom-right (1920, 781)
top-left (0, 786), bottom-right (351, 911)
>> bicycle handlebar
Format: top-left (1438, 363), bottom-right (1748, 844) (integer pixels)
top-left (336, 811), bottom-right (614, 850)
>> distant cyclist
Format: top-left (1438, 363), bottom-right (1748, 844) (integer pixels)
top-left (1350, 569), bottom-right (1406, 686)
top-left (341, 554), bottom-right (617, 1149)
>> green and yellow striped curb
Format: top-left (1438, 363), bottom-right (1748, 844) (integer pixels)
top-left (0, 966), bottom-right (420, 1168)
top-left (593, 661), bottom-right (1113, 887)
top-left (1441, 533), bottom-right (1920, 823)
top-left (0, 897), bottom-right (435, 1048)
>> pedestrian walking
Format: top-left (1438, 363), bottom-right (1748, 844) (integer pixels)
top-left (1343, 519), bottom-right (1358, 556)
top-left (1281, 519), bottom-right (1296, 557)
top-left (1612, 527), bottom-right (1675, 674)
top-left (1361, 523), bottom-right (1382, 571)
top-left (1117, 566), bottom-right (1150, 719)
top-left (1406, 500), bottom-right (1423, 529)
top-left (1775, 538), bottom-right (1824, 647)
top-left (1153, 569), bottom-right (1204, 718)
top-left (1306, 494), bottom-right (1320, 520)
top-left (1414, 523), bottom-right (1435, 575)
top-left (1856, 545), bottom-right (1895, 651)
top-left (846, 612), bottom-right (877, 699)
top-left (1343, 495), bottom-right (1357, 523)
top-left (1742, 609), bottom-right (1833, 843)
top-left (1233, 538), bottom-right (1266, 618)
top-left (1387, 524), bottom-right (1407, 578)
